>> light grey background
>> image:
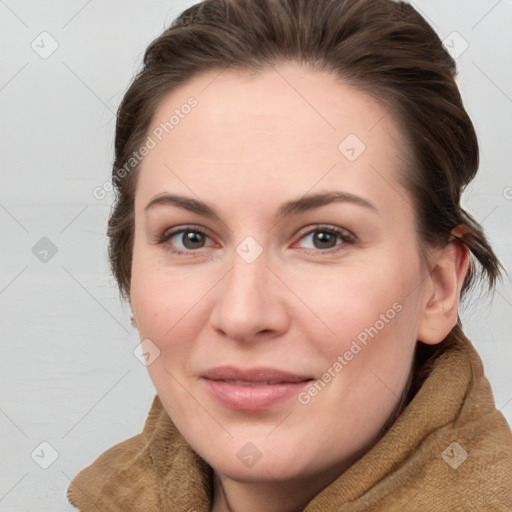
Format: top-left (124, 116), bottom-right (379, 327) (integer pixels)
top-left (1, 1), bottom-right (511, 510)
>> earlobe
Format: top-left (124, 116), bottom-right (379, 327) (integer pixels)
top-left (417, 227), bottom-right (470, 345)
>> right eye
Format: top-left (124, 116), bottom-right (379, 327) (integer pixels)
top-left (157, 226), bottom-right (216, 255)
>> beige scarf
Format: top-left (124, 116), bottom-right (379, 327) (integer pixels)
top-left (67, 330), bottom-right (512, 511)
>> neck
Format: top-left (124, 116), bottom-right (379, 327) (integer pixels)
top-left (211, 473), bottom-right (310, 512)
top-left (210, 452), bottom-right (364, 512)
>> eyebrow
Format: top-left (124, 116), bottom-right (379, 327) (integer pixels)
top-left (144, 191), bottom-right (379, 219)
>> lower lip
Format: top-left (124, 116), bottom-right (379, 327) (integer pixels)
top-left (202, 378), bottom-right (312, 411)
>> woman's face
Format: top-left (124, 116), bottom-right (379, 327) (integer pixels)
top-left (130, 62), bottom-right (433, 486)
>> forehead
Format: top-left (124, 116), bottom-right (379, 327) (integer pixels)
top-left (136, 62), bottom-right (409, 217)
top-left (149, 62), bottom-right (399, 147)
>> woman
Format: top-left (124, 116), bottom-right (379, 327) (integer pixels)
top-left (67, 0), bottom-right (512, 510)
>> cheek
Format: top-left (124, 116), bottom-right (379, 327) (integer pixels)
top-left (131, 278), bottom-right (200, 345)
top-left (297, 265), bottom-right (399, 338)
top-left (293, 255), bottom-right (420, 379)
top-left (129, 253), bottom-right (219, 382)
top-left (130, 259), bottom-right (178, 351)
top-left (130, 242), bottom-right (196, 332)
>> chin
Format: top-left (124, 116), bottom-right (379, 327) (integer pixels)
top-left (208, 452), bottom-right (306, 483)
top-left (192, 430), bottom-right (323, 482)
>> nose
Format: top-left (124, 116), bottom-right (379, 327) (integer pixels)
top-left (209, 245), bottom-right (289, 343)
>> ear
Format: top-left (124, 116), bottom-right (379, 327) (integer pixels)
top-left (417, 226), bottom-right (470, 345)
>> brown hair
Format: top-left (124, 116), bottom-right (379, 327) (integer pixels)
top-left (107, 0), bottom-right (503, 420)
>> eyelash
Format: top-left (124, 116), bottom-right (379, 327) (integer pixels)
top-left (157, 224), bottom-right (356, 257)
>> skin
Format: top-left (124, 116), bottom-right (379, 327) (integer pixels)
top-left (129, 61), bottom-right (469, 512)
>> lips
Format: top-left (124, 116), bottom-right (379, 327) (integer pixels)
top-left (201, 366), bottom-right (313, 411)
top-left (220, 380), bottom-right (286, 386)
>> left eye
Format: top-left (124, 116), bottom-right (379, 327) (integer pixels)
top-left (296, 226), bottom-right (353, 252)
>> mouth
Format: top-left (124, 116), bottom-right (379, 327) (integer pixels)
top-left (218, 380), bottom-right (295, 386)
top-left (201, 366), bottom-right (314, 411)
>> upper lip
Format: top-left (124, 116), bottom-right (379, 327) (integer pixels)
top-left (202, 366), bottom-right (313, 383)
